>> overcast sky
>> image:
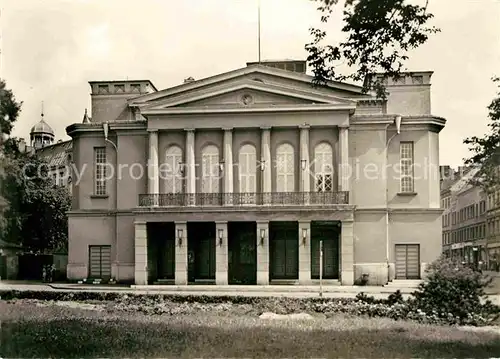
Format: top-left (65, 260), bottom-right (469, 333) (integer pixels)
top-left (2, 0), bottom-right (499, 167)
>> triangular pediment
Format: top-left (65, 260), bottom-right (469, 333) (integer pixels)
top-left (131, 65), bottom-right (372, 113)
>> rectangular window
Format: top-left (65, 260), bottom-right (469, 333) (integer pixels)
top-left (94, 147), bottom-right (107, 195)
top-left (399, 142), bottom-right (414, 193)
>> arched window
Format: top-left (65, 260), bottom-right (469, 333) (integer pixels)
top-left (202, 145), bottom-right (220, 193)
top-left (276, 143), bottom-right (294, 192)
top-left (314, 142), bottom-right (334, 192)
top-left (239, 144), bottom-right (257, 193)
top-left (164, 145), bottom-right (183, 193)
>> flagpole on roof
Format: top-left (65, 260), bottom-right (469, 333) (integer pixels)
top-left (258, 0), bottom-right (261, 63)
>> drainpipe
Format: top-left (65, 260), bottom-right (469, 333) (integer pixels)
top-left (385, 115), bottom-right (402, 284)
top-left (103, 122), bottom-right (119, 282)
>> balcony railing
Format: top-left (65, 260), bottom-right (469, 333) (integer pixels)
top-left (138, 192), bottom-right (349, 207)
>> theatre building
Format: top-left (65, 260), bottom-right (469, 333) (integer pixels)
top-left (66, 60), bottom-right (445, 286)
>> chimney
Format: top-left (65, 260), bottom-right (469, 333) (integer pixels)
top-left (184, 76), bottom-right (195, 84)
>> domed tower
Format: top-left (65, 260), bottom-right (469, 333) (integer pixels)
top-left (30, 103), bottom-right (54, 150)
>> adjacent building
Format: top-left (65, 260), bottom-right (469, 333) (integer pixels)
top-left (441, 167), bottom-right (487, 266)
top-left (65, 60), bottom-right (445, 286)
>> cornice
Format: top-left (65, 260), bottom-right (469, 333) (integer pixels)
top-left (66, 121), bottom-right (147, 138)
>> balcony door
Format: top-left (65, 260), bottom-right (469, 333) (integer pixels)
top-left (238, 144), bottom-right (257, 204)
top-left (202, 145), bottom-right (220, 205)
top-left (276, 143), bottom-right (295, 193)
top-left (314, 142), bottom-right (334, 192)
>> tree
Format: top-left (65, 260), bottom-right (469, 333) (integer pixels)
top-left (0, 79), bottom-right (22, 136)
top-left (1, 141), bottom-right (71, 252)
top-left (464, 77), bottom-right (500, 192)
top-left (306, 0), bottom-right (440, 98)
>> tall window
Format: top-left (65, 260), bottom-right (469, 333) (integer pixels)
top-left (400, 142), bottom-right (414, 193)
top-left (202, 145), bottom-right (220, 193)
top-left (276, 143), bottom-right (294, 192)
top-left (239, 144), bottom-right (257, 193)
top-left (164, 146), bottom-right (183, 193)
top-left (94, 147), bottom-right (107, 195)
top-left (314, 142), bottom-right (334, 192)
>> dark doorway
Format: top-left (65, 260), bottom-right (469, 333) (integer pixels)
top-left (188, 222), bottom-right (216, 283)
top-left (228, 222), bottom-right (257, 284)
top-left (147, 222), bottom-right (175, 283)
top-left (311, 221), bottom-right (340, 279)
top-left (269, 221), bottom-right (299, 280)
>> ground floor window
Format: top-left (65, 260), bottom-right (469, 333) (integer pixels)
top-left (88, 245), bottom-right (111, 280)
top-left (395, 244), bottom-right (420, 279)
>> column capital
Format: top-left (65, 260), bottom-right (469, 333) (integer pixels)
top-left (215, 221), bottom-right (228, 225)
top-left (184, 128), bottom-right (195, 132)
top-left (174, 221), bottom-right (187, 225)
top-left (147, 129), bottom-right (159, 133)
top-left (222, 127), bottom-right (233, 132)
top-left (260, 126), bottom-right (271, 130)
top-left (299, 123), bottom-right (310, 130)
top-left (134, 221), bottom-right (147, 226)
top-left (338, 125), bottom-right (350, 129)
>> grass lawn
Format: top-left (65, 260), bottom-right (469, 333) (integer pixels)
top-left (1, 300), bottom-right (500, 358)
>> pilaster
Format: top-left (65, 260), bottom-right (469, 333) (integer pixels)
top-left (299, 220), bottom-right (312, 284)
top-left (185, 129), bottom-right (196, 205)
top-left (341, 220), bottom-right (354, 285)
top-left (339, 126), bottom-right (350, 195)
top-left (148, 130), bottom-right (159, 205)
top-left (256, 220), bottom-right (270, 285)
top-left (134, 221), bottom-right (148, 285)
top-left (260, 127), bottom-right (272, 197)
top-left (299, 124), bottom-right (311, 205)
top-left (223, 128), bottom-right (234, 204)
top-left (174, 221), bottom-right (188, 285)
top-left (215, 221), bottom-right (228, 285)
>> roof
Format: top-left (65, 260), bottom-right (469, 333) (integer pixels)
top-left (30, 118), bottom-right (54, 136)
top-left (36, 140), bottom-right (72, 168)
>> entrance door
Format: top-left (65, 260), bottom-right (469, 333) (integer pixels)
top-left (188, 222), bottom-right (216, 282)
top-left (395, 244), bottom-right (420, 279)
top-left (88, 245), bottom-right (111, 280)
top-left (229, 222), bottom-right (257, 284)
top-left (270, 222), bottom-right (298, 280)
top-left (311, 222), bottom-right (340, 279)
top-left (157, 238), bottom-right (175, 280)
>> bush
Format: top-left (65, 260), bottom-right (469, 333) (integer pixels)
top-left (411, 256), bottom-right (500, 326)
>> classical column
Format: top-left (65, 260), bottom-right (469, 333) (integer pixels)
top-left (299, 220), bottom-right (311, 285)
top-left (338, 126), bottom-right (350, 195)
top-left (340, 220), bottom-right (354, 285)
top-left (215, 221), bottom-right (228, 285)
top-left (148, 130), bottom-right (159, 205)
top-left (256, 220), bottom-right (270, 285)
top-left (299, 125), bottom-right (311, 203)
top-left (223, 128), bottom-right (234, 205)
top-left (134, 221), bottom-right (148, 285)
top-left (260, 127), bottom-right (272, 203)
top-left (185, 129), bottom-right (196, 205)
top-left (174, 221), bottom-right (188, 285)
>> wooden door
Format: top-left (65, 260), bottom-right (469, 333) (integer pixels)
top-left (270, 224), bottom-right (298, 280)
top-left (88, 245), bottom-right (111, 280)
top-left (311, 224), bottom-right (339, 279)
top-left (395, 244), bottom-right (420, 279)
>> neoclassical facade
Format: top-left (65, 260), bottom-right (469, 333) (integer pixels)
top-left (66, 60), bottom-right (445, 285)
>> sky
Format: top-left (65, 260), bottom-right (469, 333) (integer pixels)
top-left (1, 0), bottom-right (499, 167)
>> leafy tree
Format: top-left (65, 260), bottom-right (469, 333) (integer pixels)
top-left (306, 0), bottom-right (440, 98)
top-left (464, 77), bottom-right (500, 191)
top-left (0, 79), bottom-right (22, 136)
top-left (1, 141), bottom-right (71, 253)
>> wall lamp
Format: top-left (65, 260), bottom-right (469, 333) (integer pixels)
top-left (300, 159), bottom-right (307, 171)
top-left (177, 228), bottom-right (183, 247)
top-left (260, 228), bottom-right (266, 246)
top-left (218, 228), bottom-right (224, 246)
top-left (177, 161), bottom-right (185, 175)
top-left (219, 160), bottom-right (225, 173)
top-left (260, 158), bottom-right (266, 171)
top-left (302, 228), bottom-right (308, 246)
